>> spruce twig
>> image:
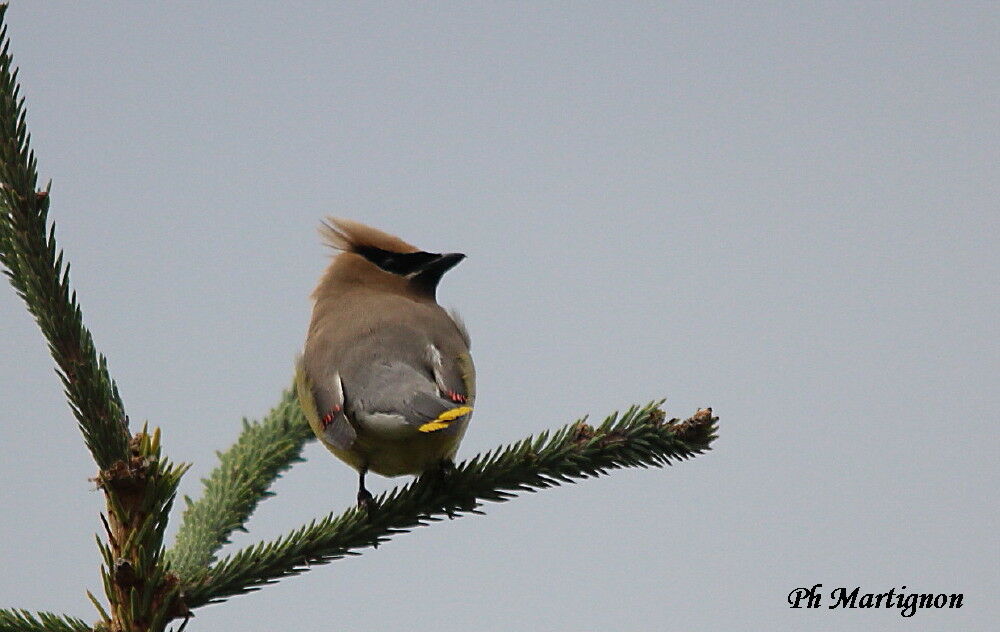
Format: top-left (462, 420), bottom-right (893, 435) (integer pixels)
top-left (93, 429), bottom-right (191, 632)
top-left (166, 388), bottom-right (313, 576)
top-left (0, 609), bottom-right (91, 632)
top-left (179, 404), bottom-right (718, 610)
top-left (0, 3), bottom-right (129, 470)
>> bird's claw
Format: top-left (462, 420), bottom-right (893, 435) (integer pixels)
top-left (357, 488), bottom-right (376, 516)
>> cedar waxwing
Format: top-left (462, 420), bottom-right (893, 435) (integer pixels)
top-left (296, 218), bottom-right (475, 509)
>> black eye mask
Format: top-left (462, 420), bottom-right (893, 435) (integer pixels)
top-left (356, 246), bottom-right (440, 275)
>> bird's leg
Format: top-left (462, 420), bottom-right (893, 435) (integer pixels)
top-left (357, 466), bottom-right (376, 516)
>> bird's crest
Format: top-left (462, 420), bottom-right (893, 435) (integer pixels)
top-left (319, 217), bottom-right (419, 255)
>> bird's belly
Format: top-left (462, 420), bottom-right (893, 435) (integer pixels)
top-left (354, 422), bottom-right (465, 477)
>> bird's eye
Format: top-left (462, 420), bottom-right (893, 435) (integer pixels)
top-left (358, 246), bottom-right (439, 276)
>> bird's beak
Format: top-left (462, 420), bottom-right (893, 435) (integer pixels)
top-left (424, 252), bottom-right (466, 274)
top-left (409, 252), bottom-right (466, 296)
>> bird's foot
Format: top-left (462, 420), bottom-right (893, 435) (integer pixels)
top-left (438, 458), bottom-right (456, 477)
top-left (436, 459), bottom-right (458, 520)
top-left (357, 488), bottom-right (379, 546)
top-left (357, 488), bottom-right (376, 517)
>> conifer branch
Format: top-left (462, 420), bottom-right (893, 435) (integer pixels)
top-left (178, 404), bottom-right (718, 611)
top-left (0, 4), bottom-right (129, 469)
top-left (0, 609), bottom-right (90, 632)
top-left (166, 388), bottom-right (314, 576)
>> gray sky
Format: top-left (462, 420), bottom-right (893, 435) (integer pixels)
top-left (1, 2), bottom-right (996, 630)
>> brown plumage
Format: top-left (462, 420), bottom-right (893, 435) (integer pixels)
top-left (296, 218), bottom-right (475, 509)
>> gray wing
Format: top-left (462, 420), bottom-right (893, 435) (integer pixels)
top-left (426, 342), bottom-right (475, 408)
top-left (309, 369), bottom-right (357, 450)
top-left (344, 359), bottom-right (472, 434)
top-left (307, 315), bottom-right (473, 438)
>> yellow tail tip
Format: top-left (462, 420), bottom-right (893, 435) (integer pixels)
top-left (418, 421), bottom-right (450, 432)
top-left (418, 405), bottom-right (473, 433)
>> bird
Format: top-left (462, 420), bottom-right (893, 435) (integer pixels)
top-left (296, 218), bottom-right (475, 511)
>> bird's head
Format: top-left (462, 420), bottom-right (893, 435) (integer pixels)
top-left (317, 218), bottom-right (465, 300)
